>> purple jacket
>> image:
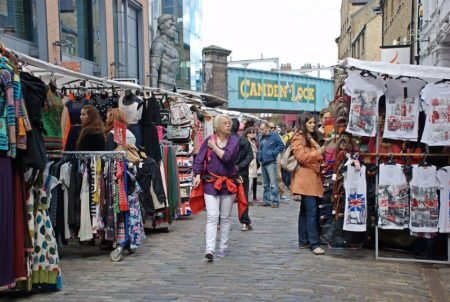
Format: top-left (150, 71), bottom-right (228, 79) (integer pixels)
top-left (193, 135), bottom-right (240, 195)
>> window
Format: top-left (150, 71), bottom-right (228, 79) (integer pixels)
top-left (59, 0), bottom-right (101, 63)
top-left (361, 32), bottom-right (365, 54)
top-left (0, 0), bottom-right (38, 43)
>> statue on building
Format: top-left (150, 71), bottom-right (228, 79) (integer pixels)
top-left (150, 14), bottom-right (179, 91)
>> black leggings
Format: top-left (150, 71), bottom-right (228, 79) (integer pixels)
top-left (252, 177), bottom-right (257, 199)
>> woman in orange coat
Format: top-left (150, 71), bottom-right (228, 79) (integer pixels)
top-left (290, 112), bottom-right (325, 255)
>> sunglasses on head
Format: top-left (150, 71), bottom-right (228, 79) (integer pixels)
top-left (270, 127), bottom-right (275, 129)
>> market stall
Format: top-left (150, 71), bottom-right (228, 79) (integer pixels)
top-left (319, 58), bottom-right (450, 265)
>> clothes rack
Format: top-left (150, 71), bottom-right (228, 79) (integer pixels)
top-left (371, 150), bottom-right (450, 265)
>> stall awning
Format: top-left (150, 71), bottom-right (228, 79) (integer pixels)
top-left (339, 57), bottom-right (450, 80)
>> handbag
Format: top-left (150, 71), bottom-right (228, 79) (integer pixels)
top-left (167, 126), bottom-right (192, 143)
top-left (159, 109), bottom-right (170, 125)
top-left (280, 144), bottom-right (299, 173)
top-left (170, 101), bottom-right (191, 126)
top-left (0, 104), bottom-right (8, 151)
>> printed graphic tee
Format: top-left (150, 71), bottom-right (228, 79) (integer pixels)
top-left (383, 78), bottom-right (425, 141)
top-left (420, 83), bottom-right (450, 146)
top-left (344, 165), bottom-right (367, 232)
top-left (377, 164), bottom-right (409, 229)
top-left (344, 71), bottom-right (385, 137)
top-left (436, 166), bottom-right (450, 233)
top-left (409, 165), bottom-right (440, 233)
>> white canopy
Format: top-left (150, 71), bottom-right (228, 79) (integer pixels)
top-left (339, 57), bottom-right (450, 80)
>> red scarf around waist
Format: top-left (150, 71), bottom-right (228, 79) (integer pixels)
top-left (189, 172), bottom-right (247, 219)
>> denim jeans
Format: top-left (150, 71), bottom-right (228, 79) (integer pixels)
top-left (261, 162), bottom-right (279, 205)
top-left (298, 195), bottom-right (320, 249)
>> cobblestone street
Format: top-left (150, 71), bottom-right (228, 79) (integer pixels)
top-left (3, 197), bottom-right (450, 302)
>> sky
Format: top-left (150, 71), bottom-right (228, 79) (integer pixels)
top-left (202, 0), bottom-right (342, 72)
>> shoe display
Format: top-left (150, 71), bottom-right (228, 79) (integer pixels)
top-left (312, 247), bottom-right (325, 255)
top-left (241, 224), bottom-right (249, 231)
top-left (205, 252), bottom-right (214, 261)
top-left (217, 250), bottom-right (225, 257)
top-left (271, 203), bottom-right (279, 208)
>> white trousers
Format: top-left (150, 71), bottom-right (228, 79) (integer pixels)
top-left (205, 193), bottom-right (235, 253)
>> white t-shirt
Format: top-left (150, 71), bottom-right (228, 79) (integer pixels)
top-left (420, 83), bottom-right (450, 146)
top-left (383, 78), bottom-right (425, 141)
top-left (343, 165), bottom-right (367, 232)
top-left (377, 164), bottom-right (409, 229)
top-left (436, 166), bottom-right (450, 233)
top-left (344, 71), bottom-right (385, 137)
top-left (409, 165), bottom-right (440, 233)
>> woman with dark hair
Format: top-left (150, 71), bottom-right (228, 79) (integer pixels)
top-left (290, 112), bottom-right (325, 255)
top-left (244, 127), bottom-right (259, 203)
top-left (76, 105), bottom-right (105, 151)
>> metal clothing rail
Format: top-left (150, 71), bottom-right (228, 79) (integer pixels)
top-left (62, 151), bottom-right (126, 158)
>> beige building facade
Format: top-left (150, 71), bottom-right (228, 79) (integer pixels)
top-left (337, 0), bottom-right (382, 61)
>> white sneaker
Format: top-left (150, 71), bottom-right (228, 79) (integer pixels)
top-left (241, 224), bottom-right (249, 231)
top-left (312, 247), bottom-right (325, 255)
top-left (280, 195), bottom-right (290, 202)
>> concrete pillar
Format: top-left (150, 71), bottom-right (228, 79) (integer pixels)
top-left (202, 45), bottom-right (231, 100)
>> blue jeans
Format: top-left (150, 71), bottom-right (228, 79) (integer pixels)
top-left (261, 162), bottom-right (279, 205)
top-left (298, 195), bottom-right (319, 249)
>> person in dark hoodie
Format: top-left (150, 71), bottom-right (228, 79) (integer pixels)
top-left (231, 118), bottom-right (254, 231)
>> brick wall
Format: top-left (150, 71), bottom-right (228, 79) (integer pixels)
top-left (46, 0), bottom-right (61, 64)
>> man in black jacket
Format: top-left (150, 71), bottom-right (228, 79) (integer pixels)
top-left (231, 118), bottom-right (254, 231)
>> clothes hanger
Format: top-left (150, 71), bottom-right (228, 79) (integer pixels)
top-left (385, 152), bottom-right (396, 165)
top-left (360, 69), bottom-right (377, 79)
top-left (418, 153), bottom-right (431, 167)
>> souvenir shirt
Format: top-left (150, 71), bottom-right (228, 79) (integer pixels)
top-left (383, 78), bottom-right (425, 141)
top-left (343, 165), bottom-right (367, 232)
top-left (436, 166), bottom-right (450, 233)
top-left (420, 83), bottom-right (450, 146)
top-left (344, 71), bottom-right (385, 137)
top-left (409, 165), bottom-right (439, 233)
top-left (377, 164), bottom-right (409, 229)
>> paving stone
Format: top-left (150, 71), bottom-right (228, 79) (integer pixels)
top-left (1, 188), bottom-right (449, 302)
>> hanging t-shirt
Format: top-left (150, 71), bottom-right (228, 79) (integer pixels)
top-left (409, 165), bottom-right (440, 233)
top-left (436, 166), bottom-right (450, 233)
top-left (344, 71), bottom-right (385, 137)
top-left (377, 164), bottom-right (409, 229)
top-left (383, 78), bottom-right (425, 141)
top-left (343, 165), bottom-right (367, 232)
top-left (420, 83), bottom-right (450, 146)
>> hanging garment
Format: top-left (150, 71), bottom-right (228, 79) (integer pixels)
top-left (140, 97), bottom-right (161, 160)
top-left (383, 78), bottom-right (425, 141)
top-left (64, 98), bottom-right (90, 151)
top-left (59, 162), bottom-right (72, 239)
top-left (203, 115), bottom-right (214, 138)
top-left (410, 165), bottom-right (440, 233)
top-left (136, 157), bottom-right (167, 214)
top-left (192, 112), bottom-right (204, 155)
top-left (128, 185), bottom-right (145, 249)
top-left (0, 156), bottom-right (15, 288)
top-left (420, 82), bottom-right (450, 146)
top-left (343, 165), bottom-right (367, 232)
top-left (42, 89), bottom-right (64, 150)
top-left (436, 166), bottom-right (450, 233)
top-left (78, 164), bottom-right (93, 241)
top-left (93, 94), bottom-right (117, 122)
top-left (344, 71), bottom-right (385, 137)
top-left (13, 165), bottom-right (28, 281)
top-left (377, 164), bottom-right (409, 229)
top-left (32, 172), bottom-right (60, 285)
top-left (0, 65), bottom-right (17, 157)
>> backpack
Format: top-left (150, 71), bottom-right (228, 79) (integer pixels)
top-left (280, 144), bottom-right (299, 173)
